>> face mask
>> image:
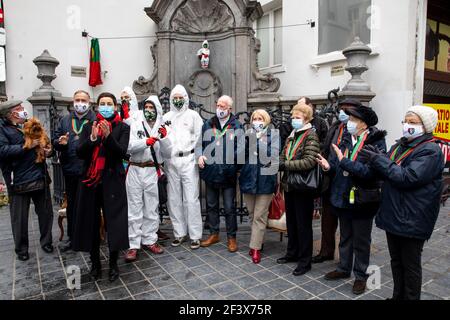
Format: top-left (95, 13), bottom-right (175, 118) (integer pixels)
top-left (15, 110), bottom-right (29, 120)
top-left (252, 121), bottom-right (265, 132)
top-left (74, 103), bottom-right (89, 115)
top-left (144, 110), bottom-right (157, 122)
top-left (338, 110), bottom-right (349, 123)
top-left (291, 119), bottom-right (304, 130)
top-left (403, 123), bottom-right (424, 139)
top-left (173, 98), bottom-right (185, 109)
top-left (98, 105), bottom-right (115, 119)
top-left (346, 120), bottom-right (358, 135)
top-left (216, 109), bottom-right (229, 119)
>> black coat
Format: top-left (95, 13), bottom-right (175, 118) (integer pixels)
top-left (329, 127), bottom-right (387, 219)
top-left (52, 111), bottom-right (97, 176)
top-left (72, 120), bottom-right (130, 252)
top-left (371, 134), bottom-right (444, 240)
top-left (0, 118), bottom-right (48, 188)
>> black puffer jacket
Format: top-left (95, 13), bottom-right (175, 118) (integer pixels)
top-left (0, 118), bottom-right (48, 188)
top-left (370, 133), bottom-right (444, 240)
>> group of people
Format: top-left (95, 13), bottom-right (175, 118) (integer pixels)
top-left (0, 84), bottom-right (444, 299)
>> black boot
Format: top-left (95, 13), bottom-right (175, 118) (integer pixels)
top-left (89, 251), bottom-right (102, 281)
top-left (108, 251), bottom-right (120, 282)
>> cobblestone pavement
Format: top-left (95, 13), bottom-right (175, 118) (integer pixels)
top-left (0, 203), bottom-right (449, 300)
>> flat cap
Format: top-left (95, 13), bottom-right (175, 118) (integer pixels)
top-left (0, 100), bottom-right (22, 114)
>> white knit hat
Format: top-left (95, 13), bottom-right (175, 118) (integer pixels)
top-left (407, 105), bottom-right (438, 133)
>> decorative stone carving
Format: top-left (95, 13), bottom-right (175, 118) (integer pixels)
top-left (187, 69), bottom-right (223, 112)
top-left (32, 50), bottom-right (61, 97)
top-left (170, 0), bottom-right (235, 33)
top-left (132, 43), bottom-right (158, 97)
top-left (249, 38), bottom-right (280, 97)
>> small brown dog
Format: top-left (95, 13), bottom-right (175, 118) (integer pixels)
top-left (22, 117), bottom-right (51, 163)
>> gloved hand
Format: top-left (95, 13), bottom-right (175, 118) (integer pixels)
top-left (146, 137), bottom-right (159, 147)
top-left (158, 126), bottom-right (167, 139)
top-left (359, 145), bottom-right (382, 163)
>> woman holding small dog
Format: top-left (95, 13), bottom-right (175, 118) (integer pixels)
top-left (73, 92), bottom-right (130, 282)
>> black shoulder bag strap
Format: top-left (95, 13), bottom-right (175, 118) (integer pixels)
top-left (142, 121), bottom-right (162, 177)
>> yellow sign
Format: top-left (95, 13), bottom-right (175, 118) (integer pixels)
top-left (424, 103), bottom-right (450, 141)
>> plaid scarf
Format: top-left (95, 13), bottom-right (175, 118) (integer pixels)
top-left (83, 112), bottom-right (122, 188)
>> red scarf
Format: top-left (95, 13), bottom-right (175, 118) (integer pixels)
top-left (83, 112), bottom-right (122, 188)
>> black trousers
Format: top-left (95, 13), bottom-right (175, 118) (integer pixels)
top-left (89, 186), bottom-right (118, 267)
top-left (285, 191), bottom-right (314, 269)
top-left (9, 186), bottom-right (53, 255)
top-left (205, 184), bottom-right (237, 238)
top-left (64, 175), bottom-right (81, 242)
top-left (386, 232), bottom-right (425, 300)
top-left (318, 196), bottom-right (338, 257)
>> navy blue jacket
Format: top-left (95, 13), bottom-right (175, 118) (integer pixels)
top-left (239, 128), bottom-right (279, 195)
top-left (52, 111), bottom-right (97, 176)
top-left (371, 133), bottom-right (444, 240)
top-left (199, 114), bottom-right (243, 188)
top-left (329, 127), bottom-right (387, 219)
top-left (0, 118), bottom-right (48, 188)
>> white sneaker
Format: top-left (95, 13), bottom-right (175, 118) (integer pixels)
top-left (171, 236), bottom-right (187, 247)
top-left (190, 240), bottom-right (200, 250)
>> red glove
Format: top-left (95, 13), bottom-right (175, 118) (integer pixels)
top-left (122, 102), bottom-right (130, 120)
top-left (158, 126), bottom-right (167, 139)
top-left (146, 137), bottom-right (159, 147)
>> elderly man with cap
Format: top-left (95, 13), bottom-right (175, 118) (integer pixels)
top-left (313, 98), bottom-right (360, 264)
top-left (0, 100), bottom-right (54, 261)
top-left (317, 103), bottom-right (387, 295)
top-left (359, 105), bottom-right (444, 300)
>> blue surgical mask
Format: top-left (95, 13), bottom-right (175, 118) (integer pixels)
top-left (338, 110), bottom-right (349, 123)
top-left (98, 105), bottom-right (115, 119)
top-left (346, 120), bottom-right (358, 135)
top-left (403, 123), bottom-right (424, 140)
top-left (291, 119), bottom-right (304, 130)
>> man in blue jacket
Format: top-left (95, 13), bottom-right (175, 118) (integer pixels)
top-left (0, 100), bottom-right (54, 261)
top-left (198, 95), bottom-right (243, 252)
top-left (360, 105), bottom-right (444, 300)
top-left (52, 90), bottom-right (97, 252)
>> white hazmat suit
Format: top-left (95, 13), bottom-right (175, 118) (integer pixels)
top-left (126, 96), bottom-right (172, 249)
top-left (121, 86), bottom-right (142, 126)
top-left (163, 85), bottom-right (204, 241)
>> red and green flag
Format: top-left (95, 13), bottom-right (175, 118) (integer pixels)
top-left (89, 38), bottom-right (103, 87)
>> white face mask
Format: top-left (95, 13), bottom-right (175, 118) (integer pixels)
top-left (217, 108), bottom-right (229, 120)
top-left (252, 121), bottom-right (265, 132)
top-left (74, 103), bottom-right (89, 115)
top-left (14, 110), bottom-right (29, 120)
top-left (403, 123), bottom-right (424, 139)
top-left (346, 120), bottom-right (358, 135)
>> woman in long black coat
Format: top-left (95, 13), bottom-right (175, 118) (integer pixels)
top-left (72, 92), bottom-right (130, 282)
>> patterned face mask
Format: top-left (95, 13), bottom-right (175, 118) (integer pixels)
top-left (144, 110), bottom-right (157, 121)
top-left (173, 98), bottom-right (185, 109)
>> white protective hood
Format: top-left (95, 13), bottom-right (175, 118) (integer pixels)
top-left (169, 84), bottom-right (190, 114)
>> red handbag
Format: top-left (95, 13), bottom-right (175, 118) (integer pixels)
top-left (269, 185), bottom-right (285, 220)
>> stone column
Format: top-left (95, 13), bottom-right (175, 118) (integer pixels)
top-left (340, 37), bottom-right (376, 105)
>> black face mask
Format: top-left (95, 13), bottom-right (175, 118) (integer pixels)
top-left (144, 110), bottom-right (157, 121)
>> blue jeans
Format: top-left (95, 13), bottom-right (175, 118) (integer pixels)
top-left (205, 184), bottom-right (237, 238)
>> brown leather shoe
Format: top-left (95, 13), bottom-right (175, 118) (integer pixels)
top-left (324, 270), bottom-right (351, 281)
top-left (125, 249), bottom-right (138, 263)
top-left (352, 280), bottom-right (367, 295)
top-left (200, 234), bottom-right (220, 247)
top-left (157, 230), bottom-right (170, 241)
top-left (227, 238), bottom-right (238, 253)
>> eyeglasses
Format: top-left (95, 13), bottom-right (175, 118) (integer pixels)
top-left (401, 121), bottom-right (422, 125)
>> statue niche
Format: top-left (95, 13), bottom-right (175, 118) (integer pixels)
top-left (132, 43), bottom-right (158, 99)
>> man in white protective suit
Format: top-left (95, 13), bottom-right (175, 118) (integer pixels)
top-left (163, 85), bottom-right (204, 250)
top-left (120, 86), bottom-right (141, 126)
top-left (124, 96), bottom-right (172, 263)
